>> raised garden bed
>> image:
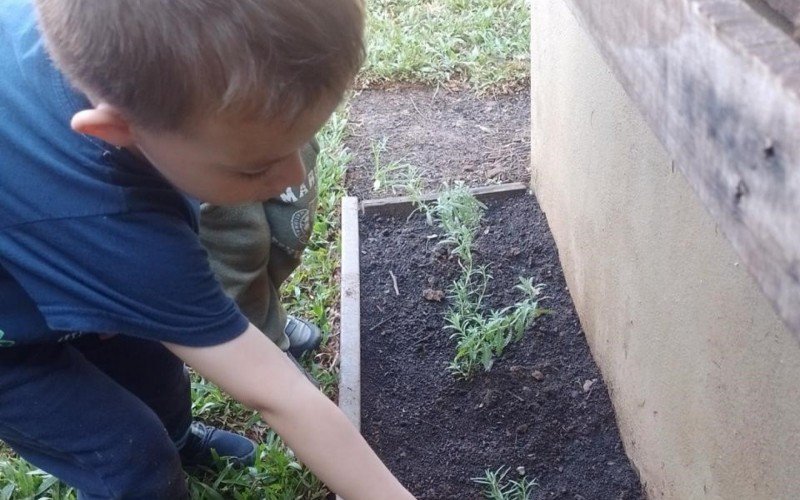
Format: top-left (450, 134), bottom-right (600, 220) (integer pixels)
top-left (342, 187), bottom-right (643, 499)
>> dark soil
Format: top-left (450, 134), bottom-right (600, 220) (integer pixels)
top-left (345, 87), bottom-right (530, 200)
top-left (360, 193), bottom-right (643, 499)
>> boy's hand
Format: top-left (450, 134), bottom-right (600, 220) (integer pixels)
top-left (163, 324), bottom-right (414, 500)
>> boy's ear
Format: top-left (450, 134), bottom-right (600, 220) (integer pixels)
top-left (71, 103), bottom-right (136, 148)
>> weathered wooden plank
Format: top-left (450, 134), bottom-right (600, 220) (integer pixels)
top-left (361, 182), bottom-right (529, 216)
top-left (763, 0), bottom-right (800, 31)
top-left (564, 0), bottom-right (800, 338)
top-left (339, 197), bottom-right (361, 431)
top-left (746, 0), bottom-right (800, 38)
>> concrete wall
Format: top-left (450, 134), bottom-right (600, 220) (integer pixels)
top-left (531, 2), bottom-right (800, 498)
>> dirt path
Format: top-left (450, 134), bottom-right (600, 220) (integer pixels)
top-left (345, 87), bottom-right (530, 199)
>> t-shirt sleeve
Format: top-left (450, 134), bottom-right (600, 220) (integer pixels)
top-left (0, 212), bottom-right (249, 346)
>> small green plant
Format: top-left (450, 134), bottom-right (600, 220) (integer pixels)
top-left (407, 182), bottom-right (548, 379)
top-left (370, 137), bottom-right (422, 195)
top-left (446, 275), bottom-right (546, 378)
top-left (432, 184), bottom-right (486, 264)
top-left (472, 466), bottom-right (538, 500)
top-left (367, 142), bottom-right (437, 228)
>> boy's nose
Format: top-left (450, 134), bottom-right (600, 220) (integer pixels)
top-left (281, 151), bottom-right (306, 188)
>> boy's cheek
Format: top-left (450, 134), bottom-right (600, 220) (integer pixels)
top-left (281, 154), bottom-right (307, 188)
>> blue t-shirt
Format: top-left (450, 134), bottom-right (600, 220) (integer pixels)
top-left (0, 0), bottom-right (249, 347)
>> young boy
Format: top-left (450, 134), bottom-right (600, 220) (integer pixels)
top-left (0, 0), bottom-right (414, 498)
top-left (200, 141), bottom-right (323, 362)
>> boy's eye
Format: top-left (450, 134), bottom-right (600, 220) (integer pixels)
top-left (238, 169), bottom-right (270, 180)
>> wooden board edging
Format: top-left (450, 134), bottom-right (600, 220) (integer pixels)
top-left (338, 197), bottom-right (361, 432)
top-left (360, 182), bottom-right (530, 216)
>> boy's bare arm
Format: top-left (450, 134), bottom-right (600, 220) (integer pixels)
top-left (163, 324), bottom-right (414, 500)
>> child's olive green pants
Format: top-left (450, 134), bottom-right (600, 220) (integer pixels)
top-left (198, 140), bottom-right (319, 351)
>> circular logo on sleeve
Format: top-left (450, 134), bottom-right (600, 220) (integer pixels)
top-left (291, 209), bottom-right (311, 245)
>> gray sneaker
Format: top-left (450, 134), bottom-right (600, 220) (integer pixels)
top-left (284, 315), bottom-right (322, 358)
top-left (178, 421), bottom-right (257, 469)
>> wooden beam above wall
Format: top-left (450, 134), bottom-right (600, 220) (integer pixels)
top-left (762, 0), bottom-right (800, 32)
top-left (563, 0), bottom-right (800, 339)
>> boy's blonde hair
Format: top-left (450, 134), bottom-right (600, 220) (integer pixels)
top-left (35, 0), bottom-right (365, 130)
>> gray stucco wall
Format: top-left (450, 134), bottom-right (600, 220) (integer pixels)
top-left (531, 1), bottom-right (800, 498)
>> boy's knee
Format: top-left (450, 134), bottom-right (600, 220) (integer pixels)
top-left (99, 424), bottom-right (187, 499)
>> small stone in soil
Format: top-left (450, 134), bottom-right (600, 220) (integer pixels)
top-left (532, 370), bottom-right (545, 381)
top-left (422, 288), bottom-right (445, 302)
top-left (583, 378), bottom-right (597, 392)
top-left (487, 166), bottom-right (508, 178)
top-left (480, 389), bottom-right (502, 409)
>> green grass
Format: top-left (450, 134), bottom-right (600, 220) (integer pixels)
top-left (186, 433), bottom-right (326, 500)
top-left (361, 0), bottom-right (531, 91)
top-left (0, 459), bottom-right (75, 500)
top-left (370, 137), bottom-right (423, 195)
top-left (281, 108), bottom-right (352, 399)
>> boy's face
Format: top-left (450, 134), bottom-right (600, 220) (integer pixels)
top-left (131, 99), bottom-right (337, 205)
